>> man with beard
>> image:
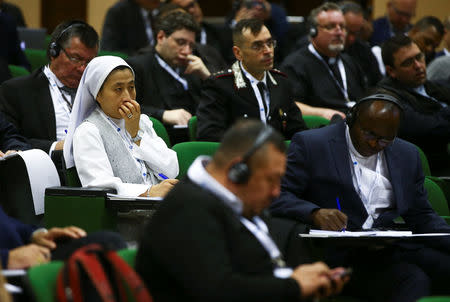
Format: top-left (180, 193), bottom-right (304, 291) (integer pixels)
top-left (378, 35), bottom-right (450, 175)
top-left (196, 19), bottom-right (307, 142)
top-left (281, 2), bottom-right (367, 121)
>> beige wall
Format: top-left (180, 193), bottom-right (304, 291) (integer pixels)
top-left (373, 0), bottom-right (450, 23)
top-left (8, 0), bottom-right (40, 28)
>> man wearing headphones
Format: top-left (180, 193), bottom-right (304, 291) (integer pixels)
top-left (271, 93), bottom-right (450, 301)
top-left (136, 120), bottom-right (349, 301)
top-left (0, 20), bottom-right (98, 154)
top-left (281, 2), bottom-right (367, 121)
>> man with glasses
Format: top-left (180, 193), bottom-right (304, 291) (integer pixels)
top-left (196, 18), bottom-right (306, 142)
top-left (270, 93), bottom-right (450, 302)
top-left (371, 0), bottom-right (416, 46)
top-left (127, 11), bottom-right (209, 143)
top-left (0, 20), bottom-right (98, 155)
top-left (281, 2), bottom-right (367, 121)
top-left (378, 35), bottom-right (450, 175)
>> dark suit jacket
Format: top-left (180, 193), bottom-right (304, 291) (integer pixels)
top-left (100, 0), bottom-right (152, 55)
top-left (136, 178), bottom-right (301, 302)
top-left (370, 16), bottom-right (411, 46)
top-left (126, 50), bottom-right (201, 121)
top-left (197, 63), bottom-right (307, 141)
top-left (270, 121), bottom-right (450, 234)
top-left (0, 68), bottom-right (56, 152)
top-left (0, 205), bottom-right (36, 268)
top-left (281, 47), bottom-right (367, 112)
top-left (0, 110), bottom-right (30, 152)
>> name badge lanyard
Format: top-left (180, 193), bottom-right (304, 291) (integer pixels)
top-left (105, 116), bottom-right (150, 185)
top-left (44, 67), bottom-right (73, 115)
top-left (240, 63), bottom-right (268, 122)
top-left (349, 151), bottom-right (382, 224)
top-left (240, 216), bottom-right (293, 278)
top-left (308, 44), bottom-right (351, 104)
top-left (155, 54), bottom-right (189, 91)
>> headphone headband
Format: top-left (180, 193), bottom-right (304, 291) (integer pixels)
top-left (49, 21), bottom-right (88, 58)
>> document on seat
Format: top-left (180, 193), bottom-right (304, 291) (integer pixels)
top-left (301, 229), bottom-right (450, 238)
top-left (107, 193), bottom-right (163, 201)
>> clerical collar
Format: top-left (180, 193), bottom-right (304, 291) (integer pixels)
top-left (311, 45), bottom-right (339, 65)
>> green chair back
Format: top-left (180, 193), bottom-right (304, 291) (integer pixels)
top-left (417, 297), bottom-right (450, 302)
top-left (24, 48), bottom-right (48, 71)
top-left (45, 35), bottom-right (52, 49)
top-left (188, 116), bottom-right (197, 141)
top-left (172, 141), bottom-right (220, 179)
top-left (424, 177), bottom-right (450, 216)
top-left (414, 144), bottom-right (431, 176)
top-left (65, 166), bottom-right (82, 187)
top-left (27, 248), bottom-right (137, 302)
top-left (8, 64), bottom-right (30, 77)
top-left (98, 50), bottom-right (129, 59)
top-left (149, 116), bottom-right (171, 148)
top-left (302, 115), bottom-right (330, 129)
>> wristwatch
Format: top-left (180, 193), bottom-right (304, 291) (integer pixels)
top-left (131, 129), bottom-right (144, 143)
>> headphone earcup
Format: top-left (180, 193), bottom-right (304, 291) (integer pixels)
top-left (49, 42), bottom-right (60, 58)
top-left (228, 162), bottom-right (251, 184)
top-left (309, 25), bottom-right (317, 38)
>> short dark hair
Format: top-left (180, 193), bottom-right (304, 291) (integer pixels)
top-left (308, 2), bottom-right (342, 27)
top-left (381, 34), bottom-right (414, 67)
top-left (338, 1), bottom-right (363, 15)
top-left (155, 10), bottom-right (199, 37)
top-left (47, 20), bottom-right (99, 60)
top-left (354, 90), bottom-right (404, 124)
top-left (232, 18), bottom-right (265, 46)
top-left (213, 119), bottom-right (285, 169)
top-left (412, 16), bottom-right (445, 37)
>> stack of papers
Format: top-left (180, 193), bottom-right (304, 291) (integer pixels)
top-left (300, 229), bottom-right (450, 238)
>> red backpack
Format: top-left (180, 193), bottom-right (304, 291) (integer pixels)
top-left (56, 244), bottom-right (152, 302)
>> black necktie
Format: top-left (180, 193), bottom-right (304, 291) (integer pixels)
top-left (328, 58), bottom-right (343, 87)
top-left (257, 82), bottom-right (268, 116)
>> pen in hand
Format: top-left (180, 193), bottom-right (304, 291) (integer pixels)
top-left (336, 197), bottom-right (346, 232)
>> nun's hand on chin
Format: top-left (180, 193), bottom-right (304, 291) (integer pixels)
top-left (119, 99), bottom-right (141, 138)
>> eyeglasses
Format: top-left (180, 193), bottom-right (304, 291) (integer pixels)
top-left (247, 39), bottom-right (277, 52)
top-left (61, 48), bottom-right (91, 67)
top-left (171, 37), bottom-right (196, 51)
top-left (399, 52), bottom-right (425, 68)
top-left (318, 23), bottom-right (347, 32)
top-left (359, 126), bottom-right (396, 147)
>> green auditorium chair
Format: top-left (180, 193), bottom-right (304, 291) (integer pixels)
top-left (24, 48), bottom-right (48, 71)
top-left (98, 50), bottom-right (129, 59)
top-left (188, 116), bottom-right (197, 141)
top-left (26, 248), bottom-right (137, 302)
top-left (424, 177), bottom-right (450, 224)
top-left (172, 141), bottom-right (220, 179)
top-left (417, 297), bottom-right (450, 302)
top-left (8, 65), bottom-right (29, 78)
top-left (149, 116), bottom-right (171, 148)
top-left (302, 115), bottom-right (330, 129)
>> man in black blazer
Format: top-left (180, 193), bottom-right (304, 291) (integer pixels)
top-left (101, 0), bottom-right (160, 55)
top-left (127, 11), bottom-right (211, 143)
top-left (136, 120), bottom-right (348, 301)
top-left (0, 20), bottom-right (98, 154)
top-left (197, 19), bottom-right (307, 142)
top-left (0, 110), bottom-right (29, 157)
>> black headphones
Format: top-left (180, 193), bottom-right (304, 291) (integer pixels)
top-left (346, 93), bottom-right (404, 128)
top-left (49, 21), bottom-right (88, 58)
top-left (309, 22), bottom-right (318, 38)
top-left (228, 126), bottom-right (274, 184)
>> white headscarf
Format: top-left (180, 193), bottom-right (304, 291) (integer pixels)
top-left (64, 55), bottom-right (134, 169)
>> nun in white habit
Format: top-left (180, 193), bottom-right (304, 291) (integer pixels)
top-left (64, 56), bottom-right (179, 197)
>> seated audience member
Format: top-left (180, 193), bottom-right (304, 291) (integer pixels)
top-left (0, 20), bottom-right (98, 154)
top-left (127, 11), bottom-right (210, 143)
top-left (136, 120), bottom-right (349, 301)
top-left (0, 203), bottom-right (125, 269)
top-left (64, 56), bottom-right (178, 198)
top-left (370, 0), bottom-right (416, 46)
top-left (223, 0), bottom-right (289, 63)
top-left (427, 55), bottom-right (450, 87)
top-left (270, 94), bottom-right (450, 302)
top-left (378, 35), bottom-right (450, 175)
top-left (436, 16), bottom-right (450, 58)
top-left (0, 0), bottom-right (26, 27)
top-left (101, 0), bottom-right (160, 55)
top-left (0, 12), bottom-right (30, 71)
top-left (0, 110), bottom-right (29, 157)
top-left (339, 1), bottom-right (382, 86)
top-left (197, 19), bottom-right (306, 142)
top-left (281, 2), bottom-right (367, 120)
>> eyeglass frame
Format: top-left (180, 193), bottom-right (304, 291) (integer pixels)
top-left (357, 123), bottom-right (396, 147)
top-left (317, 23), bottom-right (347, 32)
top-left (244, 38), bottom-right (277, 52)
top-left (391, 4), bottom-right (415, 19)
top-left (61, 47), bottom-right (92, 67)
top-left (170, 36), bottom-right (196, 51)
top-left (398, 52), bottom-right (425, 68)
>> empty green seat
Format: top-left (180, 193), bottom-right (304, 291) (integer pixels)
top-left (149, 116), bottom-right (171, 148)
top-left (172, 141), bottom-right (220, 179)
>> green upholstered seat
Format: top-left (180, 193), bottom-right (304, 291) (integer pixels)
top-left (188, 115), bottom-right (197, 141)
top-left (24, 48), bottom-right (48, 71)
top-left (149, 116), bottom-right (171, 148)
top-left (302, 115), bottom-right (330, 129)
top-left (8, 64), bottom-right (30, 77)
top-left (172, 141), bottom-right (220, 179)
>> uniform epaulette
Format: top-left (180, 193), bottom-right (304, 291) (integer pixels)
top-left (270, 69), bottom-right (287, 78)
top-left (213, 69), bottom-right (233, 78)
